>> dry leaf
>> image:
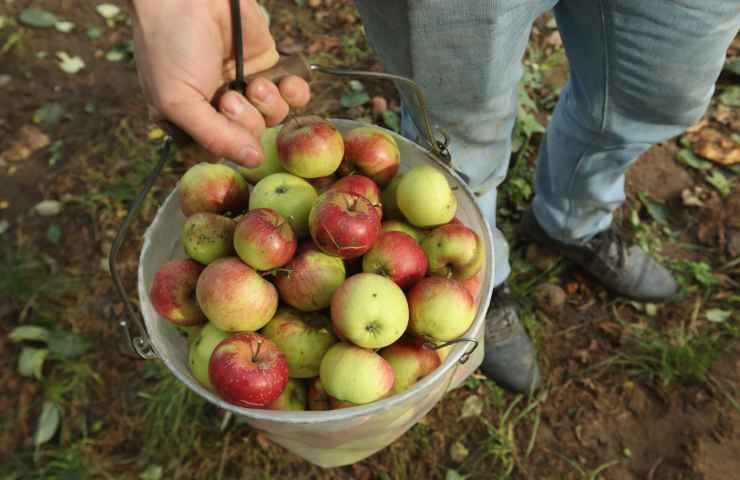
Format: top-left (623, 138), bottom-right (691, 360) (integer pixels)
top-left (460, 395), bottom-right (483, 419)
top-left (0, 125), bottom-right (50, 162)
top-left (450, 441), bottom-right (469, 463)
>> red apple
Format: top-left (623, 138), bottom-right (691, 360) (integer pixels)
top-left (208, 333), bottom-right (288, 408)
top-left (362, 232), bottom-right (428, 289)
top-left (150, 259), bottom-right (206, 326)
top-left (195, 258), bottom-right (278, 332)
top-left (179, 163), bottom-right (249, 216)
top-left (421, 223), bottom-right (484, 280)
top-left (274, 242), bottom-right (346, 311)
top-left (326, 175), bottom-right (382, 220)
top-left (233, 208), bottom-right (297, 271)
top-left (380, 338), bottom-right (441, 394)
top-left (408, 277), bottom-right (476, 341)
top-left (308, 191), bottom-right (380, 259)
top-left (277, 116), bottom-right (344, 179)
top-left (341, 126), bottom-right (400, 186)
top-left (307, 378), bottom-right (331, 411)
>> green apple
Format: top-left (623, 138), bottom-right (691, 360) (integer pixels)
top-left (261, 308), bottom-right (337, 378)
top-left (380, 174), bottom-right (403, 219)
top-left (239, 126), bottom-right (286, 183)
top-left (330, 273), bottom-right (409, 349)
top-left (381, 219), bottom-right (426, 243)
top-left (266, 378), bottom-right (307, 411)
top-left (408, 277), bottom-right (476, 341)
top-left (421, 223), bottom-right (484, 280)
top-left (249, 173), bottom-right (318, 238)
top-left (274, 242), bottom-right (346, 311)
top-left (380, 338), bottom-right (441, 394)
top-left (396, 165), bottom-right (457, 227)
top-left (182, 213), bottom-right (236, 264)
top-left (319, 343), bottom-right (395, 404)
top-left (188, 322), bottom-right (230, 390)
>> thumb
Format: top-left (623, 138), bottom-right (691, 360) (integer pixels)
top-left (161, 95), bottom-right (265, 168)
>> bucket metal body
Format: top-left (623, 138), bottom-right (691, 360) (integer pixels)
top-left (137, 119), bottom-right (493, 467)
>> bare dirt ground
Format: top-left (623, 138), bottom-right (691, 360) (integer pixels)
top-left (1, 1), bottom-right (738, 479)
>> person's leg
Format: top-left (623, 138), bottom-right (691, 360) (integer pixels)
top-left (354, 0), bottom-right (556, 393)
top-left (534, 0), bottom-right (739, 244)
top-left (355, 0), bottom-right (556, 288)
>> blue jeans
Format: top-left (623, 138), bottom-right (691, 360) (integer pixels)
top-left (355, 0), bottom-right (740, 287)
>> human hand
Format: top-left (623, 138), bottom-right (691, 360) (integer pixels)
top-left (130, 0), bottom-right (311, 166)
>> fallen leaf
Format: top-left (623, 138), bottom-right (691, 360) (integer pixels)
top-left (255, 432), bottom-right (270, 450)
top-left (139, 465), bottom-right (163, 480)
top-left (46, 224), bottom-right (62, 244)
top-left (459, 395), bottom-right (483, 419)
top-left (86, 26), bottom-right (102, 40)
top-left (57, 52), bottom-right (85, 74)
top-left (18, 9), bottom-right (57, 28)
top-left (545, 31), bottom-right (562, 46)
top-left (0, 220), bottom-right (9, 235)
top-left (676, 148), bottom-right (712, 171)
top-left (33, 103), bottom-right (64, 125)
top-left (446, 469), bottom-right (467, 480)
top-left (681, 186), bottom-right (710, 207)
top-left (54, 21), bottom-right (75, 33)
top-left (0, 74), bottom-right (10, 87)
top-left (18, 347), bottom-right (48, 380)
top-left (706, 308), bottom-right (732, 323)
top-left (9, 325), bottom-right (51, 343)
top-left (34, 402), bottom-right (61, 446)
top-left (96, 4), bottom-right (121, 20)
top-left (450, 440), bottom-right (469, 463)
top-left (637, 192), bottom-right (670, 225)
top-left (705, 170), bottom-right (732, 196)
top-left (719, 85), bottom-right (740, 107)
top-left (34, 200), bottom-right (62, 216)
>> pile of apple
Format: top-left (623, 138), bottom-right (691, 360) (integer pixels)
top-left (149, 116), bottom-right (484, 411)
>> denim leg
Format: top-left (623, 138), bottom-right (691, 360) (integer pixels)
top-left (533, 0), bottom-right (740, 244)
top-left (355, 0), bottom-right (556, 287)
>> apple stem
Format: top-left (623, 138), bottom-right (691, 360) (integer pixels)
top-left (252, 340), bottom-right (263, 362)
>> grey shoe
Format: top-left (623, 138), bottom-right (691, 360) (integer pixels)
top-left (480, 287), bottom-right (541, 395)
top-left (520, 208), bottom-right (678, 302)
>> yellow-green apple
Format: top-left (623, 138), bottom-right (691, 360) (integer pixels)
top-left (308, 174), bottom-right (337, 194)
top-left (330, 273), bottom-right (409, 348)
top-left (307, 378), bottom-right (331, 410)
top-left (381, 219), bottom-right (425, 243)
top-left (182, 213), bottom-right (236, 264)
top-left (233, 208), bottom-right (297, 271)
top-left (178, 163), bottom-right (249, 216)
top-left (380, 338), bottom-right (441, 394)
top-left (274, 242), bottom-right (346, 311)
top-left (326, 174), bottom-right (382, 220)
top-left (408, 277), bottom-right (475, 341)
top-left (195, 257), bottom-right (278, 332)
top-left (261, 308), bottom-right (337, 378)
top-left (421, 223), bottom-right (484, 280)
top-left (396, 165), bottom-right (457, 227)
top-left (266, 378), bottom-right (307, 411)
top-left (340, 126), bottom-right (400, 186)
top-left (380, 174), bottom-right (403, 219)
top-left (188, 322), bottom-right (230, 390)
top-left (249, 173), bottom-right (317, 238)
top-left (319, 343), bottom-right (395, 404)
top-left (150, 259), bottom-right (206, 326)
top-left (239, 126), bottom-right (285, 183)
top-left (277, 116), bottom-right (344, 178)
top-left (308, 191), bottom-right (380, 259)
top-left (208, 332), bottom-right (288, 408)
top-left (362, 232), bottom-right (428, 289)
top-left (436, 343), bottom-right (453, 362)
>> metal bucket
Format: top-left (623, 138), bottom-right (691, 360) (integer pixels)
top-left (132, 119), bottom-right (494, 467)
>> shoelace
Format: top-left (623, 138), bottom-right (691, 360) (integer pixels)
top-left (591, 227), bottom-right (628, 270)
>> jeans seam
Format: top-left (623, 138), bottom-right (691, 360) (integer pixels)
top-left (558, 0), bottom-right (611, 243)
top-left (598, 0), bottom-right (610, 133)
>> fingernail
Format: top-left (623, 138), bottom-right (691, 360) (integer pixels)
top-left (234, 145), bottom-right (262, 166)
top-left (252, 82), bottom-right (273, 102)
top-left (222, 92), bottom-right (245, 117)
